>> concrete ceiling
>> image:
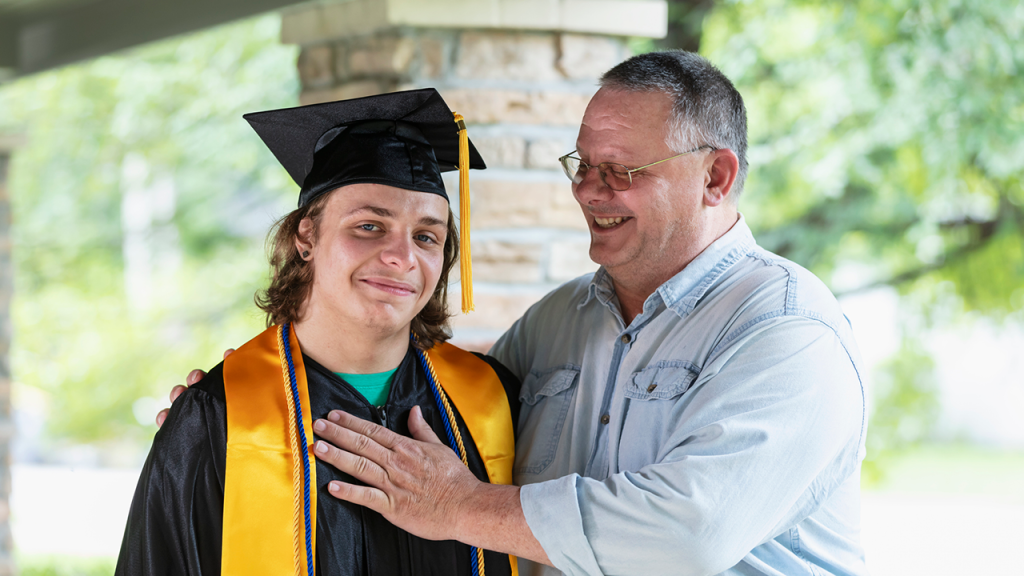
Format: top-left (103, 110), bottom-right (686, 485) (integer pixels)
top-left (0, 0), bottom-right (309, 81)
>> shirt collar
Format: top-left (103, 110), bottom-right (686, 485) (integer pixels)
top-left (659, 214), bottom-right (755, 317)
top-left (579, 267), bottom-right (618, 311)
top-left (579, 214), bottom-right (756, 318)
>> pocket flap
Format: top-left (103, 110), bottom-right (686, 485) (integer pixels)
top-left (520, 366), bottom-right (580, 406)
top-left (625, 361), bottom-right (699, 401)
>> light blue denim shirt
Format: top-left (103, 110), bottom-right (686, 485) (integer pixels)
top-left (490, 216), bottom-right (868, 576)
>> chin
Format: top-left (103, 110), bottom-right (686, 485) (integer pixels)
top-left (589, 244), bottom-right (630, 270)
top-left (358, 305), bottom-right (417, 336)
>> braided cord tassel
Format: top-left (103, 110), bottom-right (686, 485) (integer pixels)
top-left (281, 323), bottom-right (315, 576)
top-left (418, 349), bottom-right (469, 466)
top-left (453, 112), bottom-right (474, 313)
top-left (277, 326), bottom-right (305, 576)
top-left (414, 344), bottom-right (485, 576)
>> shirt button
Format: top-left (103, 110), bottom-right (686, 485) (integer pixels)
top-left (600, 414), bottom-right (610, 425)
top-left (621, 334), bottom-right (631, 344)
top-left (647, 384), bottom-right (658, 393)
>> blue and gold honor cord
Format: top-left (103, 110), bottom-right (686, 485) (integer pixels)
top-left (415, 340), bottom-right (487, 576)
top-left (279, 323), bottom-right (315, 576)
top-left (277, 324), bottom-right (486, 576)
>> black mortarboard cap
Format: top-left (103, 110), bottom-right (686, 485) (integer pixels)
top-left (243, 87), bottom-right (485, 313)
top-left (243, 87), bottom-right (486, 207)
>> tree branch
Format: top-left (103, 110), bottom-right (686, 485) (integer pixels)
top-left (835, 209), bottom-right (1010, 297)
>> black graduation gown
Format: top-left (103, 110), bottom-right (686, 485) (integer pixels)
top-left (115, 347), bottom-right (521, 576)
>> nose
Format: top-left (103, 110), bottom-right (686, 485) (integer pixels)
top-left (571, 166), bottom-right (615, 206)
top-left (380, 233), bottom-right (416, 269)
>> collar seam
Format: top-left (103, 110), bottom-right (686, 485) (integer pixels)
top-left (665, 238), bottom-right (755, 317)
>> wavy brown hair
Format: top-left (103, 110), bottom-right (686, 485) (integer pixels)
top-left (255, 191), bottom-right (459, 350)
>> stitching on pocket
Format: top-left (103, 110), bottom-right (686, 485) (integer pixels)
top-left (515, 367), bottom-right (580, 475)
top-left (520, 364), bottom-right (581, 405)
top-left (625, 361), bottom-right (699, 401)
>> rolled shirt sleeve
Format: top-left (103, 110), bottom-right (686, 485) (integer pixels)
top-left (520, 316), bottom-right (864, 576)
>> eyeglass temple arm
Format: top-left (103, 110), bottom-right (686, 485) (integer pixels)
top-left (627, 145), bottom-right (715, 174)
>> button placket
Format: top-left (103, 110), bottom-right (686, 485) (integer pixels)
top-left (585, 331), bottom-right (632, 478)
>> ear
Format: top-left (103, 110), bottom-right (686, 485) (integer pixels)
top-left (703, 149), bottom-right (739, 207)
top-left (295, 217), bottom-right (315, 259)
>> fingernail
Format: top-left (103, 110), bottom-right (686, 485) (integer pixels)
top-left (329, 481), bottom-right (340, 492)
top-left (328, 411), bottom-right (340, 422)
top-left (187, 370), bottom-right (199, 384)
top-left (313, 420), bottom-right (325, 432)
top-left (315, 441), bottom-right (328, 454)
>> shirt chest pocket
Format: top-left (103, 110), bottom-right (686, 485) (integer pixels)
top-left (514, 366), bottom-right (580, 477)
top-left (618, 362), bottom-right (700, 471)
top-left (625, 361), bottom-right (700, 401)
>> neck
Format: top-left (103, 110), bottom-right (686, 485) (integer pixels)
top-left (609, 277), bottom-right (660, 326)
top-left (610, 211), bottom-right (739, 324)
top-left (291, 306), bottom-right (409, 375)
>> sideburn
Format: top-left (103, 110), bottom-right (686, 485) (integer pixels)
top-left (410, 209), bottom-right (458, 350)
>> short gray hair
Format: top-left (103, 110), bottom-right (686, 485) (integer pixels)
top-left (600, 50), bottom-right (749, 199)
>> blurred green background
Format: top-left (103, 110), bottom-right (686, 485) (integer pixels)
top-left (1, 0), bottom-right (1022, 573)
top-left (2, 15), bottom-right (297, 461)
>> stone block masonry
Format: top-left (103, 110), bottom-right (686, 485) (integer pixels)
top-left (281, 0), bottom-right (667, 344)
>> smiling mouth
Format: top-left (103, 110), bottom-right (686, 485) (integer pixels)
top-left (594, 216), bottom-right (632, 229)
top-left (362, 279), bottom-right (417, 296)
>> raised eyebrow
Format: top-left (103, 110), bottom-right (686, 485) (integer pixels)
top-left (576, 146), bottom-right (631, 165)
top-left (418, 216), bottom-right (447, 228)
top-left (347, 205), bottom-right (395, 219)
top-left (347, 205), bottom-right (445, 228)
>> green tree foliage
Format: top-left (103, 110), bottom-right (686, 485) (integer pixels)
top-left (16, 555), bottom-right (114, 576)
top-left (702, 0), bottom-right (1024, 310)
top-left (697, 0), bottom-right (1024, 478)
top-left (861, 337), bottom-right (940, 483)
top-left (0, 15), bottom-right (298, 459)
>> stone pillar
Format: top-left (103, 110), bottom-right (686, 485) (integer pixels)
top-left (282, 0), bottom-right (667, 349)
top-left (0, 135), bottom-right (17, 576)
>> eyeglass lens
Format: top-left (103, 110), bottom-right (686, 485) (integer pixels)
top-left (562, 157), bottom-right (633, 191)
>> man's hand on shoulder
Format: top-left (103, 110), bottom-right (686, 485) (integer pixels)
top-left (154, 348), bottom-right (235, 427)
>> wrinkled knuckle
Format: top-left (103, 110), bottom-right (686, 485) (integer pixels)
top-left (354, 456), bottom-right (374, 477)
top-left (363, 423), bottom-right (384, 440)
top-left (379, 450), bottom-right (399, 471)
top-left (387, 439), bottom-right (405, 456)
top-left (392, 437), bottom-right (414, 455)
top-left (368, 489), bottom-right (386, 508)
top-left (380, 464), bottom-right (393, 481)
top-left (325, 423), bottom-right (346, 443)
top-left (353, 433), bottom-right (374, 453)
top-left (403, 443), bottom-right (428, 462)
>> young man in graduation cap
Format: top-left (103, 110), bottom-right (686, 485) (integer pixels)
top-left (115, 88), bottom-right (520, 576)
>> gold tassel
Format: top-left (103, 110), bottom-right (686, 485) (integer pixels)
top-left (453, 112), bottom-right (473, 313)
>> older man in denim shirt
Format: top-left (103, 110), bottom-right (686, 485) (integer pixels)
top-left (293, 51), bottom-right (868, 576)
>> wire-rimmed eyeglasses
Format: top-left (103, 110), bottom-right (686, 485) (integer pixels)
top-left (558, 145), bottom-right (716, 191)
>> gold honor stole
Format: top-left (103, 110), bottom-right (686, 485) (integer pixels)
top-left (221, 324), bottom-right (518, 576)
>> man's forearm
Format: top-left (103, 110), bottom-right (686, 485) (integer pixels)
top-left (455, 483), bottom-right (552, 566)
